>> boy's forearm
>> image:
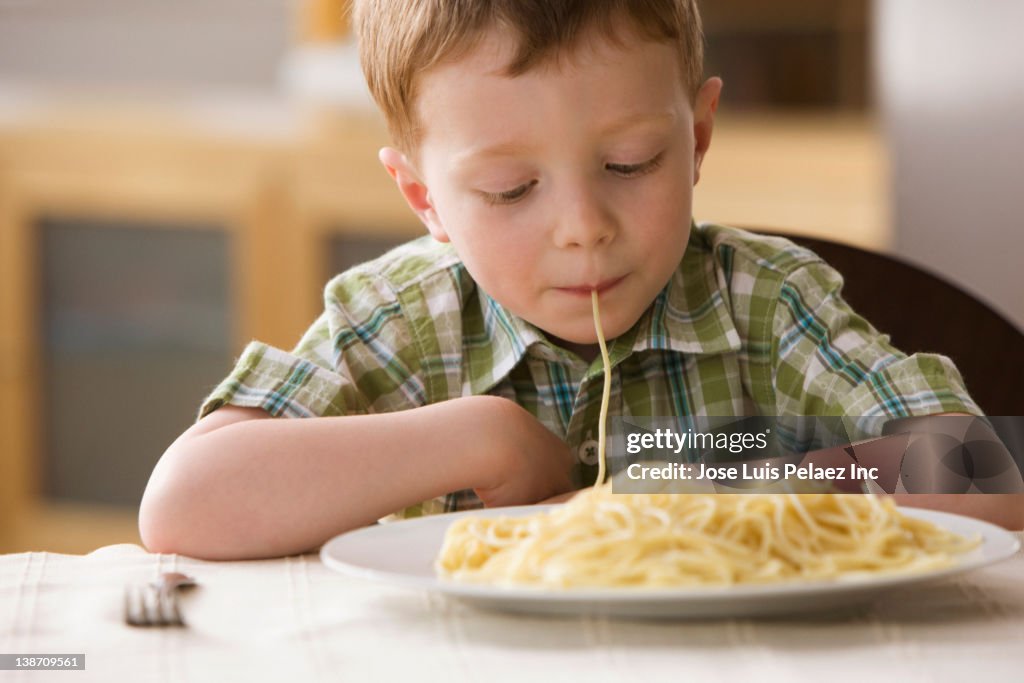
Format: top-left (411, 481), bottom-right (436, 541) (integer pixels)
top-left (140, 397), bottom-right (507, 560)
top-left (800, 425), bottom-right (1024, 530)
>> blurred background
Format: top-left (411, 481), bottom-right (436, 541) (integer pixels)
top-left (1, 0), bottom-right (1021, 553)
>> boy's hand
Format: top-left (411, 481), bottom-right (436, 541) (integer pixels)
top-left (467, 396), bottom-right (575, 508)
top-left (538, 489), bottom-right (582, 504)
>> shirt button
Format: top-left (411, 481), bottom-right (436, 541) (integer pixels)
top-left (578, 439), bottom-right (600, 465)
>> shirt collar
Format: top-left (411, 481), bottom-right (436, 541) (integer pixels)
top-left (464, 288), bottom-right (552, 396)
top-left (627, 225), bottom-right (742, 357)
top-left (463, 224), bottom-right (741, 395)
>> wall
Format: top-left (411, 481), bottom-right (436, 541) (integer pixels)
top-left (0, 0), bottom-right (291, 91)
top-left (875, 0), bottom-right (1024, 330)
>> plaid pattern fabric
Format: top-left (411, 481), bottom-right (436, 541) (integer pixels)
top-left (200, 223), bottom-right (980, 519)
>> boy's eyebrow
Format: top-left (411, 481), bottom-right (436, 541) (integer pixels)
top-left (453, 140), bottom-right (534, 167)
top-left (453, 110), bottom-right (677, 167)
top-left (599, 110), bottom-right (677, 137)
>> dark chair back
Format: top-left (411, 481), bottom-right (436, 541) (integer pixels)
top-left (766, 232), bottom-right (1024, 415)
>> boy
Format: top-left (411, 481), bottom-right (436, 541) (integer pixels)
top-left (139, 0), bottom-right (1023, 560)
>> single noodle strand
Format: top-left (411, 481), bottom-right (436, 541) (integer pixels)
top-left (591, 290), bottom-right (612, 486)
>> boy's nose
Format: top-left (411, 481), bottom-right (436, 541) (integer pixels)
top-left (552, 185), bottom-right (617, 249)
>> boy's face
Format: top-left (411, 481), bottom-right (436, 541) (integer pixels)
top-left (382, 28), bottom-right (721, 355)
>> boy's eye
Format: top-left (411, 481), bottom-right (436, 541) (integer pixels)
top-left (480, 179), bottom-right (537, 206)
top-left (477, 152), bottom-right (664, 206)
top-left (606, 152), bottom-right (665, 178)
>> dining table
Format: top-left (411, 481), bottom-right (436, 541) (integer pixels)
top-left (1, 533), bottom-right (1022, 683)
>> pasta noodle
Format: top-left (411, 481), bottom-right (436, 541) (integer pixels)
top-left (436, 291), bottom-right (978, 588)
top-left (436, 485), bottom-right (979, 587)
top-left (591, 290), bottom-right (612, 487)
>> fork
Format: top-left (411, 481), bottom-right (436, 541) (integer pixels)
top-left (124, 572), bottom-right (197, 627)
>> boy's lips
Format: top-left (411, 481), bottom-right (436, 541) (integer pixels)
top-left (556, 275), bottom-right (626, 296)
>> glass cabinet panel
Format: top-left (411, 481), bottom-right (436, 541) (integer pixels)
top-left (327, 233), bottom-right (413, 278)
top-left (40, 218), bottom-right (233, 507)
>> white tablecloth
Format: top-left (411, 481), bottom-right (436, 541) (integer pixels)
top-left (1, 538), bottom-right (1022, 683)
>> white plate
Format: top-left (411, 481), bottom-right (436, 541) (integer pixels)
top-left (320, 505), bottom-right (1020, 619)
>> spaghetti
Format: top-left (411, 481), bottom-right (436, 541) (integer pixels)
top-left (591, 290), bottom-right (612, 486)
top-left (436, 485), bottom-right (978, 587)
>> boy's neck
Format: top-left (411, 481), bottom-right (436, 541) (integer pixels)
top-left (547, 336), bottom-right (601, 364)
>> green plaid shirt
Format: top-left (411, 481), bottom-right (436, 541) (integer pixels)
top-left (200, 223), bottom-right (979, 519)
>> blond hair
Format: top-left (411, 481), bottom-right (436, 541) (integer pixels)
top-left (353, 0), bottom-right (705, 156)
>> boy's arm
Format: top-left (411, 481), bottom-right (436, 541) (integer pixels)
top-left (799, 415), bottom-right (1024, 530)
top-left (757, 257), bottom-right (1022, 526)
top-left (139, 396), bottom-right (574, 560)
top-left (889, 413), bottom-right (1024, 529)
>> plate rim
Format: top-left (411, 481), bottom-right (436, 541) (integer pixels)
top-left (320, 503), bottom-right (1021, 604)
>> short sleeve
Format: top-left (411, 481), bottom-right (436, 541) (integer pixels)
top-left (198, 269), bottom-right (429, 420)
top-left (198, 315), bottom-right (364, 419)
top-left (771, 261), bottom-right (982, 438)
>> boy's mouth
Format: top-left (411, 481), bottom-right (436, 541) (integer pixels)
top-left (556, 275), bottom-right (626, 297)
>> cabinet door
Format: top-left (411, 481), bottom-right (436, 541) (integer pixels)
top-left (40, 218), bottom-right (233, 507)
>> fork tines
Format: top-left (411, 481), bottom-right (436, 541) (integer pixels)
top-left (123, 583), bottom-right (185, 627)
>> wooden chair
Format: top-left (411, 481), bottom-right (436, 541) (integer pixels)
top-left (764, 232), bottom-right (1024, 416)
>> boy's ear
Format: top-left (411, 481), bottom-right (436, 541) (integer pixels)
top-left (692, 77), bottom-right (723, 186)
top-left (378, 147), bottom-right (449, 242)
